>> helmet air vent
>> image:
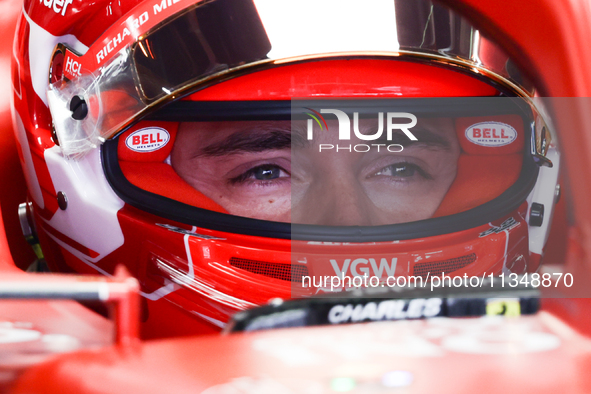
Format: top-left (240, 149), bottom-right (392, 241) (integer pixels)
top-left (229, 257), bottom-right (309, 283)
top-left (412, 253), bottom-right (477, 278)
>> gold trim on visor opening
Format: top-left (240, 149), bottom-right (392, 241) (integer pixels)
top-left (47, 47), bottom-right (549, 163)
top-left (110, 49), bottom-right (540, 136)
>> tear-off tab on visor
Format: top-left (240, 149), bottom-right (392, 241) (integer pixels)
top-left (46, 0), bottom-right (271, 158)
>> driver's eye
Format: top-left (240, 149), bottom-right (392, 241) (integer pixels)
top-left (371, 162), bottom-right (433, 180)
top-left (230, 164), bottom-right (289, 184)
top-left (376, 162), bottom-right (418, 178)
top-left (253, 165), bottom-right (282, 180)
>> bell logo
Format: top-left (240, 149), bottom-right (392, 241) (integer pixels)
top-left (466, 122), bottom-right (517, 147)
top-left (125, 127), bottom-right (170, 152)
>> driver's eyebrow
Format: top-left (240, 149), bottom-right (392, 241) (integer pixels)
top-left (196, 125), bottom-right (308, 157)
top-left (370, 127), bottom-right (452, 149)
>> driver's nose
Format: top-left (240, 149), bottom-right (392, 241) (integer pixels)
top-left (292, 172), bottom-right (376, 226)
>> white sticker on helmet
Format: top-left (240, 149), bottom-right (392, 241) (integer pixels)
top-left (465, 122), bottom-right (517, 147)
top-left (125, 127), bottom-right (170, 152)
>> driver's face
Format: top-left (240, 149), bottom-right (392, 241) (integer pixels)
top-left (171, 118), bottom-right (460, 225)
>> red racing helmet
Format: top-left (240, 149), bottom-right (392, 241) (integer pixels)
top-left (12, 0), bottom-right (560, 337)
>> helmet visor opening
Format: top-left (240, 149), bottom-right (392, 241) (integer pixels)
top-left (104, 97), bottom-right (542, 241)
